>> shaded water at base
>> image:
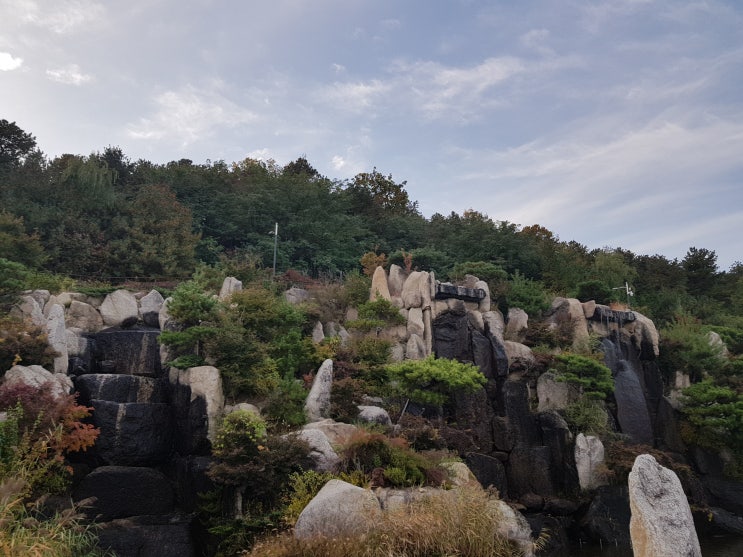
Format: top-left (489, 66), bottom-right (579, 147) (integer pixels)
top-left (560, 535), bottom-right (743, 556)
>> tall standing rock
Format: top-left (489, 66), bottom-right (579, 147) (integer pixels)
top-left (305, 359), bottom-right (333, 422)
top-left (219, 276), bottom-right (243, 300)
top-left (139, 290), bottom-right (165, 328)
top-left (370, 266), bottom-right (391, 301)
top-left (628, 454), bottom-right (701, 557)
top-left (575, 433), bottom-right (606, 491)
top-left (46, 303), bottom-right (69, 373)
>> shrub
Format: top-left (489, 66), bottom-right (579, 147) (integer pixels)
top-left (552, 353), bottom-right (614, 400)
top-left (329, 377), bottom-right (366, 423)
top-left (574, 280), bottom-right (613, 304)
top-left (212, 410), bottom-right (268, 465)
top-left (449, 261), bottom-right (508, 284)
top-left (505, 271), bottom-right (550, 317)
top-left (563, 398), bottom-right (610, 436)
top-left (263, 379), bottom-right (308, 430)
top-left (166, 280), bottom-right (219, 326)
top-left (341, 270), bottom-right (371, 308)
top-left (0, 316), bottom-right (58, 371)
top-left (386, 356), bottom-right (487, 407)
top-left (658, 319), bottom-right (724, 382)
top-left (357, 298), bottom-right (406, 325)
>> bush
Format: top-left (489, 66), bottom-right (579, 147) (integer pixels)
top-left (166, 280), bottom-right (219, 326)
top-left (263, 379), bottom-right (308, 430)
top-left (0, 316), bottom-right (58, 371)
top-left (552, 353), bottom-right (614, 400)
top-left (449, 261), bottom-right (508, 284)
top-left (505, 271), bottom-right (550, 317)
top-left (658, 318), bottom-right (724, 383)
top-left (574, 280), bottom-right (613, 305)
top-left (386, 356), bottom-right (487, 407)
top-left (563, 398), bottom-right (610, 436)
top-left (329, 377), bottom-right (366, 423)
top-left (357, 298), bottom-right (406, 325)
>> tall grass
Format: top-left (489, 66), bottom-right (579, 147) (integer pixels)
top-left (246, 485), bottom-right (524, 557)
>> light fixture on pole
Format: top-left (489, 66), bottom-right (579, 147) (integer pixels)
top-left (612, 281), bottom-right (634, 307)
top-left (271, 222), bottom-right (278, 279)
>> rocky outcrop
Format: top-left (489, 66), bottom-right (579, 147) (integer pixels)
top-left (294, 480), bottom-right (382, 540)
top-left (629, 454), bottom-right (701, 557)
top-left (99, 289), bottom-right (139, 327)
top-left (370, 265), bottom-right (391, 301)
top-left (305, 359), bottom-right (333, 422)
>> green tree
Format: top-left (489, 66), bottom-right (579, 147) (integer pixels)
top-left (0, 120), bottom-right (36, 171)
top-left (386, 355), bottom-right (486, 407)
top-left (553, 353), bottom-right (614, 399)
top-left (0, 211), bottom-right (46, 268)
top-left (683, 247), bottom-right (719, 298)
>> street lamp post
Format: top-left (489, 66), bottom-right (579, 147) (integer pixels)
top-left (272, 222), bottom-right (278, 279)
top-left (612, 281), bottom-right (634, 307)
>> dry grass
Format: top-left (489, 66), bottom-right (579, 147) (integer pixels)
top-left (246, 485), bottom-right (524, 557)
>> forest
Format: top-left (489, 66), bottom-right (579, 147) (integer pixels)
top-left (1, 118), bottom-right (741, 331)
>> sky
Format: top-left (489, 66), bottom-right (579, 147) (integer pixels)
top-left (1, 0), bottom-right (742, 270)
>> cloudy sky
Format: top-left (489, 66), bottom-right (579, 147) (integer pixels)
top-left (2, 0), bottom-right (742, 269)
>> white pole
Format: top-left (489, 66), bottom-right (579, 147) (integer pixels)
top-left (272, 222), bottom-right (278, 279)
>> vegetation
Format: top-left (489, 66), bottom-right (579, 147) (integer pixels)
top-left (386, 356), bottom-right (487, 408)
top-left (552, 353), bottom-right (614, 400)
top-left (248, 485), bottom-right (523, 557)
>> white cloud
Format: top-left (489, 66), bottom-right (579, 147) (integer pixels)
top-left (0, 51), bottom-right (23, 71)
top-left (331, 155), bottom-right (346, 170)
top-left (17, 0), bottom-right (105, 34)
top-left (127, 84), bottom-right (257, 147)
top-left (331, 63), bottom-right (346, 74)
top-left (520, 29), bottom-right (553, 55)
top-left (319, 80), bottom-right (391, 113)
top-left (46, 64), bottom-right (92, 85)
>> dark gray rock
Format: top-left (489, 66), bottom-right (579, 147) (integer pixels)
top-left (703, 477), bottom-right (743, 515)
top-left (73, 466), bottom-right (175, 521)
top-left (539, 411), bottom-right (580, 495)
top-left (544, 498), bottom-right (579, 516)
top-left (91, 400), bottom-right (173, 465)
top-left (503, 381), bottom-right (540, 446)
top-left (75, 374), bottom-right (167, 404)
top-left (465, 452), bottom-right (508, 498)
top-left (170, 376), bottom-right (212, 455)
top-left (170, 455), bottom-right (216, 512)
top-left (97, 513), bottom-right (194, 557)
top-left (579, 485), bottom-right (632, 546)
top-left (85, 327), bottom-right (163, 377)
top-left (613, 364), bottom-right (653, 444)
top-left (508, 446), bottom-right (555, 498)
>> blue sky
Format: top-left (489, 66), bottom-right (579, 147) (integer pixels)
top-left (2, 0), bottom-right (742, 269)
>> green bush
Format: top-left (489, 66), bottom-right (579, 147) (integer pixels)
top-left (658, 319), bottom-right (724, 382)
top-left (449, 261), bottom-right (508, 284)
top-left (263, 378), bottom-right (308, 430)
top-left (386, 356), bottom-right (486, 407)
top-left (357, 298), bottom-right (406, 325)
top-left (505, 271), bottom-right (550, 317)
top-left (166, 280), bottom-right (219, 326)
top-left (329, 377), bottom-right (366, 423)
top-left (563, 398), bottom-right (610, 435)
top-left (574, 280), bottom-right (612, 305)
top-left (552, 353), bottom-right (614, 400)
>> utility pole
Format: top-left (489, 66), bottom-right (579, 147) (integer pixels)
top-left (612, 281), bottom-right (634, 307)
top-left (272, 222), bottom-right (278, 279)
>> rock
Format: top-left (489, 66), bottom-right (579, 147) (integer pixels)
top-left (613, 365), bottom-right (653, 445)
top-left (2, 364), bottom-right (72, 399)
top-left (13, 295), bottom-right (45, 326)
top-left (582, 300), bottom-right (597, 318)
top-left (370, 266), bottom-right (391, 301)
top-left (97, 513), bottom-right (195, 557)
top-left (294, 479), bottom-right (382, 540)
top-left (401, 271), bottom-right (430, 309)
top-left (575, 433), bottom-right (607, 490)
top-left (475, 280), bottom-right (491, 312)
top-left (505, 308), bottom-right (528, 342)
top-left (219, 276), bottom-right (243, 300)
top-left (482, 310), bottom-right (505, 339)
top-left (66, 300), bottom-right (104, 331)
top-left (628, 454), bottom-right (701, 557)
top-left (100, 290), bottom-right (139, 327)
top-left (465, 453), bottom-right (508, 497)
top-left (580, 485), bottom-right (632, 546)
top-left (707, 331), bottom-right (729, 359)
top-left (388, 264), bottom-right (406, 296)
top-left (537, 371), bottom-right (577, 412)
top-left (503, 340), bottom-right (535, 370)
top-left (86, 328), bottom-right (163, 377)
top-left (548, 297), bottom-right (590, 349)
top-left (169, 366), bottom-right (224, 452)
top-left (73, 466), bottom-right (175, 521)
top-left (75, 374), bottom-right (166, 404)
top-left (467, 309), bottom-right (484, 332)
top-left (225, 402), bottom-right (261, 416)
top-left (357, 405), bottom-right (392, 426)
top-left (407, 307), bottom-right (424, 337)
top-left (305, 359), bottom-right (333, 422)
top-left (28, 289), bottom-right (50, 310)
top-left (91, 400), bottom-right (173, 465)
top-left (311, 321), bottom-right (325, 343)
top-left (45, 303), bottom-right (69, 373)
top-left (405, 334), bottom-right (426, 360)
top-left (441, 462), bottom-right (479, 487)
top-left (303, 419), bottom-right (357, 446)
top-left (139, 290), bottom-right (165, 328)
top-left (293, 429), bottom-right (339, 472)
top-left (390, 342), bottom-right (405, 362)
top-left (628, 310), bottom-right (660, 358)
top-left (507, 446), bottom-right (555, 499)
top-left (285, 286), bottom-right (310, 305)
top-left (66, 328), bottom-right (88, 357)
top-left (520, 492), bottom-right (544, 511)
top-left (490, 499), bottom-right (535, 557)
top-left (159, 297), bottom-right (173, 331)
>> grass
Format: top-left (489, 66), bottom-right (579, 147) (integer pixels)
top-left (246, 485), bottom-right (525, 557)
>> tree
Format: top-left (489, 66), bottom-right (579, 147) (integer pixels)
top-left (0, 211), bottom-right (46, 268)
top-left (683, 247), bottom-right (718, 297)
top-left (346, 168), bottom-right (418, 217)
top-left (0, 120), bottom-right (36, 171)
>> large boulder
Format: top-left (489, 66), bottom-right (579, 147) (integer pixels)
top-left (99, 290), bottom-right (139, 327)
top-left (170, 366), bottom-right (224, 454)
top-left (91, 400), bottom-right (173, 465)
top-left (503, 340), bottom-right (534, 370)
top-left (139, 290), bottom-right (165, 328)
top-left (537, 371), bottom-right (578, 412)
top-left (293, 429), bottom-right (339, 472)
top-left (285, 286), bottom-right (310, 305)
top-left (46, 303), bottom-right (69, 373)
top-left (490, 499), bottom-right (535, 557)
top-left (2, 365), bottom-right (72, 400)
top-left (73, 466), bottom-right (175, 521)
top-left (219, 276), bottom-right (243, 300)
top-left (370, 266), bottom-right (391, 301)
top-left (97, 514), bottom-right (194, 557)
top-left (75, 374), bottom-right (166, 405)
top-left (575, 433), bottom-right (607, 491)
top-left (85, 328), bottom-right (163, 377)
top-left (66, 300), bottom-right (104, 332)
top-left (303, 419), bottom-right (358, 446)
top-left (505, 308), bottom-right (528, 342)
top-left (407, 307), bottom-right (424, 337)
top-left (401, 271), bottom-right (431, 309)
top-left (305, 359), bottom-right (333, 422)
top-left (388, 264), bottom-right (406, 297)
top-left (357, 405), bottom-right (392, 426)
top-left (628, 454), bottom-right (701, 557)
top-left (13, 295), bottom-right (45, 327)
top-left (628, 311), bottom-right (660, 358)
top-left (294, 479), bottom-right (382, 540)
